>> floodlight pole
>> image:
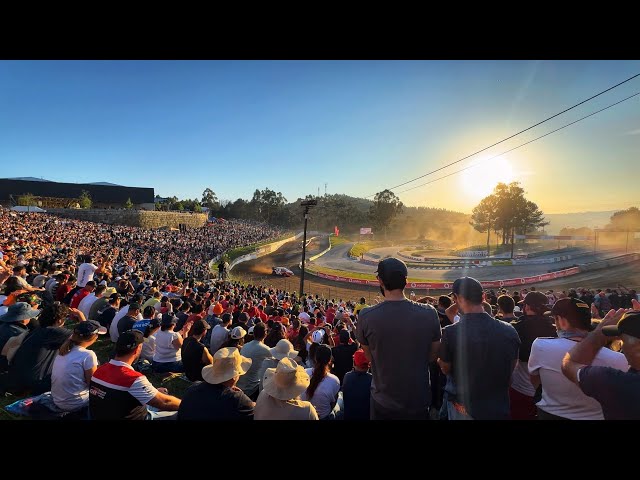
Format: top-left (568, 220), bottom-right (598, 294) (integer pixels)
top-left (299, 199), bottom-right (317, 297)
top-left (300, 211), bottom-right (309, 296)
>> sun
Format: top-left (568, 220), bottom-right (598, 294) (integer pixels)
top-left (460, 155), bottom-right (514, 200)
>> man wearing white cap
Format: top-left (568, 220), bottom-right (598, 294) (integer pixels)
top-left (255, 357), bottom-right (318, 420)
top-left (177, 347), bottom-right (255, 420)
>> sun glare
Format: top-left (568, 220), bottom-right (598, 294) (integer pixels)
top-left (460, 156), bottom-right (514, 200)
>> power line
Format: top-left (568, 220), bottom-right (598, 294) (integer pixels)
top-left (395, 90), bottom-right (640, 195)
top-left (366, 72), bottom-right (640, 198)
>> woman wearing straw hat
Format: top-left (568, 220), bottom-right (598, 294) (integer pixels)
top-left (177, 347), bottom-right (255, 421)
top-left (255, 357), bottom-right (318, 420)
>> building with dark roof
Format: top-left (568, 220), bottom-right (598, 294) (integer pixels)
top-left (0, 178), bottom-right (155, 209)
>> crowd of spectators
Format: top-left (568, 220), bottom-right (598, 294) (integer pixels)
top-left (1, 208), bottom-right (639, 421)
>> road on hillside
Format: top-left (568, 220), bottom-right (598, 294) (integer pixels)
top-left (230, 238), bottom-right (640, 302)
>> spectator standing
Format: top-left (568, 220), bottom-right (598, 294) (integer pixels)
top-left (438, 277), bottom-right (520, 420)
top-left (356, 258), bottom-right (441, 420)
top-left (562, 304), bottom-right (640, 419)
top-left (529, 298), bottom-right (628, 420)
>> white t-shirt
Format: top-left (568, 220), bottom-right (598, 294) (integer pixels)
top-left (209, 324), bottom-right (230, 354)
top-left (32, 274), bottom-right (49, 289)
top-left (301, 369), bottom-right (340, 419)
top-left (77, 263), bottom-right (98, 288)
top-left (528, 337), bottom-right (629, 420)
top-left (153, 330), bottom-right (182, 363)
top-left (141, 334), bottom-right (157, 362)
top-left (78, 293), bottom-right (99, 320)
top-left (51, 346), bottom-right (98, 412)
top-left (45, 277), bottom-right (57, 294)
top-left (14, 275), bottom-right (29, 289)
top-left (109, 305), bottom-right (143, 342)
top-left (511, 361), bottom-right (536, 397)
top-left (0, 295), bottom-right (8, 316)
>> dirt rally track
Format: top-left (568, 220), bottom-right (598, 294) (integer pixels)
top-left (231, 237), bottom-right (640, 302)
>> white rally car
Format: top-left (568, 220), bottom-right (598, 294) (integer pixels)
top-left (272, 266), bottom-right (294, 277)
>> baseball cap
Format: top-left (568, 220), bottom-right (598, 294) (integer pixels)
top-left (109, 293), bottom-right (121, 302)
top-left (375, 257), bottom-right (408, 279)
top-left (452, 277), bottom-right (483, 303)
top-left (231, 326), bottom-right (247, 340)
top-left (353, 349), bottom-right (370, 368)
top-left (602, 311), bottom-right (640, 338)
top-left (523, 291), bottom-right (550, 309)
top-left (74, 320), bottom-right (107, 336)
top-left (311, 329), bottom-right (325, 343)
top-left (128, 302), bottom-right (141, 311)
top-left (545, 298), bottom-right (591, 325)
top-left (161, 313), bottom-right (178, 327)
top-left (116, 329), bottom-right (144, 351)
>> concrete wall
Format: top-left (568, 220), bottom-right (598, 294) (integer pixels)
top-left (229, 232), bottom-right (304, 271)
top-left (46, 209), bottom-right (208, 229)
top-left (578, 253), bottom-right (640, 273)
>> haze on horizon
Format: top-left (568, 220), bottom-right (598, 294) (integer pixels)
top-left (1, 60), bottom-right (639, 215)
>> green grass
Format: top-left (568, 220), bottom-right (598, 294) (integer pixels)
top-left (329, 235), bottom-right (350, 247)
top-left (306, 264), bottom-right (436, 283)
top-left (0, 321), bottom-right (193, 420)
top-left (348, 242), bottom-right (376, 258)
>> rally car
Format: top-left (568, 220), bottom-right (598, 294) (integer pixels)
top-left (272, 266), bottom-right (294, 277)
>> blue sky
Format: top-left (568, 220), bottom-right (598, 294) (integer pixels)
top-left (1, 60), bottom-right (639, 213)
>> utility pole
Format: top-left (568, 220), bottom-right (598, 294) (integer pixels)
top-left (324, 183), bottom-right (327, 197)
top-left (626, 229), bottom-right (630, 253)
top-left (299, 199), bottom-right (317, 297)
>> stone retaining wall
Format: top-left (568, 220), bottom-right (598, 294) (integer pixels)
top-left (46, 209), bottom-right (208, 229)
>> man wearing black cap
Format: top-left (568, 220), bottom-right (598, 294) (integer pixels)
top-left (529, 298), bottom-right (628, 420)
top-left (109, 294), bottom-right (144, 343)
top-left (116, 302), bottom-right (141, 338)
top-left (562, 301), bottom-right (640, 419)
top-left (437, 277), bottom-right (520, 420)
top-left (356, 257), bottom-right (441, 420)
top-left (508, 291), bottom-right (557, 420)
top-left (89, 329), bottom-right (181, 420)
top-left (96, 293), bottom-right (120, 329)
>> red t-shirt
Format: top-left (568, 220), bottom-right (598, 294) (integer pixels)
top-left (70, 289), bottom-right (90, 309)
top-left (56, 284), bottom-right (71, 302)
top-left (325, 308), bottom-right (336, 325)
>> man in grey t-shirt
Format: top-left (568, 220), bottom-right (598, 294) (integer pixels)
top-left (356, 257), bottom-right (441, 420)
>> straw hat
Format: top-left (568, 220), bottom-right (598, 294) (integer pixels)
top-left (263, 358), bottom-right (310, 401)
top-left (270, 339), bottom-right (298, 360)
top-left (202, 347), bottom-right (252, 385)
